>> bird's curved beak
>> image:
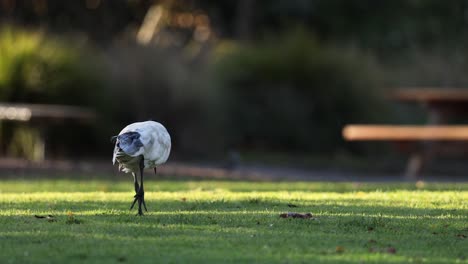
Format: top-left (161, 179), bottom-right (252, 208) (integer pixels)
top-left (110, 135), bottom-right (118, 143)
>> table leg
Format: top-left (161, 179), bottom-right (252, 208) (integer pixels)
top-left (405, 153), bottom-right (422, 179)
top-left (405, 105), bottom-right (445, 179)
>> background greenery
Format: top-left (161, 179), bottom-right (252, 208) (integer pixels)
top-left (2, 1), bottom-right (468, 162)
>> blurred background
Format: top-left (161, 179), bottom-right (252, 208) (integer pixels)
top-left (2, 0), bottom-right (468, 178)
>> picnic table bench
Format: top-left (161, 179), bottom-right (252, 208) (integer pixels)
top-left (342, 88), bottom-right (468, 178)
top-left (0, 103), bottom-right (96, 161)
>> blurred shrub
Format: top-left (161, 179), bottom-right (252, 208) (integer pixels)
top-left (0, 26), bottom-right (103, 104)
top-left (213, 29), bottom-right (390, 154)
top-left (0, 26), bottom-right (392, 160)
top-left (0, 26), bottom-right (106, 159)
top-left (104, 44), bottom-right (224, 159)
top-left (6, 124), bottom-right (43, 161)
top-left (0, 27), bottom-right (224, 160)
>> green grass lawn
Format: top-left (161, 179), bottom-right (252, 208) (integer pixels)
top-left (0, 178), bottom-right (466, 263)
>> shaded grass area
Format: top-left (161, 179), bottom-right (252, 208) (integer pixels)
top-left (0, 179), bottom-right (467, 263)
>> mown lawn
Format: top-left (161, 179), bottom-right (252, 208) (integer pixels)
top-left (0, 179), bottom-right (466, 263)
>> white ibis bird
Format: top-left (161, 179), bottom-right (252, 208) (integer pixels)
top-left (112, 121), bottom-right (171, 215)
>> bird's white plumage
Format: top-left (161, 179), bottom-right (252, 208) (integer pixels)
top-left (113, 121), bottom-right (171, 173)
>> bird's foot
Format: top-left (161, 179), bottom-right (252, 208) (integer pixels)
top-left (130, 191), bottom-right (147, 216)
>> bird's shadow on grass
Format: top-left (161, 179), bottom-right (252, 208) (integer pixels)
top-left (4, 199), bottom-right (466, 227)
top-left (3, 193), bottom-right (467, 213)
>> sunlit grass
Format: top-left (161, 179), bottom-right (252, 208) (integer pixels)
top-left (0, 179), bottom-right (466, 263)
top-left (1, 178), bottom-right (466, 192)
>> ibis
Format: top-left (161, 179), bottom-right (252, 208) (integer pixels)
top-left (112, 121), bottom-right (171, 215)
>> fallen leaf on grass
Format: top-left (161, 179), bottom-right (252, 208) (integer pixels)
top-left (279, 212), bottom-right (314, 219)
top-left (34, 215), bottom-right (56, 222)
top-left (66, 211), bottom-right (82, 224)
top-left (415, 180), bottom-right (425, 189)
top-left (335, 246), bottom-right (345, 253)
top-left (181, 197), bottom-right (187, 202)
top-left (368, 245), bottom-right (397, 254)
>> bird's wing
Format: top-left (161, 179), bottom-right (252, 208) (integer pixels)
top-left (157, 129), bottom-right (171, 152)
top-left (151, 124), bottom-right (171, 164)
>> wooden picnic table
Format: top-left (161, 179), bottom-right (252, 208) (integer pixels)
top-left (0, 103), bottom-right (96, 161)
top-left (391, 88), bottom-right (468, 102)
top-left (391, 88), bottom-right (468, 123)
top-left (343, 88), bottom-right (468, 178)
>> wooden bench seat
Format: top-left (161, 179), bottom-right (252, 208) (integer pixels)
top-left (0, 103), bottom-right (96, 162)
top-left (342, 124), bottom-right (468, 179)
top-left (343, 125), bottom-right (468, 141)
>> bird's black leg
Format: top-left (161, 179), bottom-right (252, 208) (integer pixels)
top-left (130, 157), bottom-right (146, 215)
top-left (129, 172), bottom-right (140, 210)
top-left (139, 156), bottom-right (148, 215)
top-left (127, 156), bottom-right (148, 216)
